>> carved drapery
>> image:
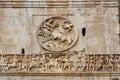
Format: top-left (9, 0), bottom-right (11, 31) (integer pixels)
top-left (0, 52), bottom-right (120, 75)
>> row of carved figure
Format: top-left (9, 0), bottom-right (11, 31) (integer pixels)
top-left (0, 52), bottom-right (120, 73)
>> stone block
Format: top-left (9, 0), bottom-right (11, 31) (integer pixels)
top-left (86, 24), bottom-right (106, 54)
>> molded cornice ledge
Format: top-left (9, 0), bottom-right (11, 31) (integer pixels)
top-left (0, 0), bottom-right (119, 8)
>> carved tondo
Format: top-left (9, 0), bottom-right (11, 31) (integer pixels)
top-left (37, 17), bottom-right (78, 51)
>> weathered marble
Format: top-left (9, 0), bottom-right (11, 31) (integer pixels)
top-left (0, 0), bottom-right (119, 80)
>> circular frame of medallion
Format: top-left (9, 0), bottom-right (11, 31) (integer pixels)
top-left (37, 16), bottom-right (78, 52)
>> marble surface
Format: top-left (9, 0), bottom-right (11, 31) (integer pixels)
top-left (0, 0), bottom-right (119, 80)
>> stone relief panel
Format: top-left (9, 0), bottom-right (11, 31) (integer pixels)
top-left (0, 1), bottom-right (119, 80)
top-left (0, 52), bottom-right (120, 74)
top-left (0, 7), bottom-right (118, 54)
top-left (37, 17), bottom-right (78, 52)
top-left (32, 14), bottom-right (85, 53)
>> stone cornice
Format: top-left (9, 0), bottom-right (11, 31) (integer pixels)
top-left (0, 0), bottom-right (119, 8)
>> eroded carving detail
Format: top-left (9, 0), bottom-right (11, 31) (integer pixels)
top-left (0, 53), bottom-right (120, 74)
top-left (37, 17), bottom-right (78, 51)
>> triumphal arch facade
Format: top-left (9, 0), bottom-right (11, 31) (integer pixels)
top-left (0, 0), bottom-right (120, 80)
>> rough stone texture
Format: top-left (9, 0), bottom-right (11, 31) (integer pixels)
top-left (0, 76), bottom-right (112, 80)
top-left (0, 7), bottom-right (119, 54)
top-left (0, 0), bottom-right (119, 80)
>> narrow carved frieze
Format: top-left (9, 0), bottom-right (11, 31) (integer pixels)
top-left (0, 52), bottom-right (120, 75)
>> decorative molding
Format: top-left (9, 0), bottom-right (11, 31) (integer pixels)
top-left (0, 1), bottom-right (118, 8)
top-left (0, 52), bottom-right (120, 75)
top-left (32, 14), bottom-right (74, 16)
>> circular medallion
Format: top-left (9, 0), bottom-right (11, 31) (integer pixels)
top-left (37, 17), bottom-right (78, 52)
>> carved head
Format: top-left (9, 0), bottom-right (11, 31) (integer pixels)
top-left (62, 21), bottom-right (73, 32)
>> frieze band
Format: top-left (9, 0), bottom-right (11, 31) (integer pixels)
top-left (0, 52), bottom-right (120, 75)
